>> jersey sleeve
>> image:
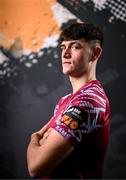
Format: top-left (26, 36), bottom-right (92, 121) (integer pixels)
top-left (49, 90), bottom-right (106, 145)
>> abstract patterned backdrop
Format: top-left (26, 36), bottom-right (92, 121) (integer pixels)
top-left (0, 0), bottom-right (126, 178)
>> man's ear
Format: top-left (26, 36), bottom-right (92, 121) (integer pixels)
top-left (92, 46), bottom-right (102, 61)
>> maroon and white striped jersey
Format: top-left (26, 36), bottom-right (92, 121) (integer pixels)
top-left (46, 80), bottom-right (110, 179)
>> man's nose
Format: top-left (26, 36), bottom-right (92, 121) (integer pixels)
top-left (63, 48), bottom-right (71, 58)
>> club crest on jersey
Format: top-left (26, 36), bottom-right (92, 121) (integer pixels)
top-left (61, 114), bottom-right (79, 130)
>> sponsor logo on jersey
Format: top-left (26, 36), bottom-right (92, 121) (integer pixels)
top-left (61, 114), bottom-right (79, 130)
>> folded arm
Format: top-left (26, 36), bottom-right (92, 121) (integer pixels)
top-left (27, 125), bottom-right (74, 178)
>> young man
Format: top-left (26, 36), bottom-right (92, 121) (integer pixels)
top-left (27, 23), bottom-right (110, 179)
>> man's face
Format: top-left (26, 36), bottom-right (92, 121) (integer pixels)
top-left (60, 39), bottom-right (93, 77)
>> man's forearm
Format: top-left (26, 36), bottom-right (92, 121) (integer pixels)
top-left (27, 123), bottom-right (49, 178)
top-left (27, 132), bottom-right (42, 177)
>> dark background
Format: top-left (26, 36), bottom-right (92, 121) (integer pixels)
top-left (0, 0), bottom-right (126, 178)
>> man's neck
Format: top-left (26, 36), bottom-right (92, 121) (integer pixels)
top-left (69, 75), bottom-right (96, 94)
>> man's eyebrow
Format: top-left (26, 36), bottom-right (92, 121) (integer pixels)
top-left (60, 44), bottom-right (65, 47)
top-left (60, 41), bottom-right (81, 47)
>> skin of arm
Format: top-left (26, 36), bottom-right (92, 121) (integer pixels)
top-left (27, 124), bottom-right (75, 178)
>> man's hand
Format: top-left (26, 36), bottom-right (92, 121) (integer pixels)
top-left (30, 122), bottom-right (49, 146)
top-left (30, 132), bottom-right (41, 145)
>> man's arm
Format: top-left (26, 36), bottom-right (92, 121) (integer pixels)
top-left (27, 127), bottom-right (74, 178)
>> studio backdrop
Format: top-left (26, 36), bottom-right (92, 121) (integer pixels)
top-left (0, 0), bottom-right (126, 178)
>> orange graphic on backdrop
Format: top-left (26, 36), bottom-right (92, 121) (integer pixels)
top-left (0, 0), bottom-right (60, 51)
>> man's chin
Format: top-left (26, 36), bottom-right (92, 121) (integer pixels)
top-left (63, 70), bottom-right (84, 78)
top-left (63, 71), bottom-right (70, 75)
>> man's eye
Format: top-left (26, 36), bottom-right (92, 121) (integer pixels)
top-left (71, 45), bottom-right (80, 50)
top-left (60, 46), bottom-right (65, 50)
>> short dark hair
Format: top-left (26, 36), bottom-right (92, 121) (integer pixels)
top-left (59, 22), bottom-right (103, 47)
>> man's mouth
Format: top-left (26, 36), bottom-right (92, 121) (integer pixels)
top-left (63, 61), bottom-right (71, 64)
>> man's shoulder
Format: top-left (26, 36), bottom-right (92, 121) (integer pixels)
top-left (75, 81), bottom-right (105, 99)
top-left (71, 81), bottom-right (108, 110)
